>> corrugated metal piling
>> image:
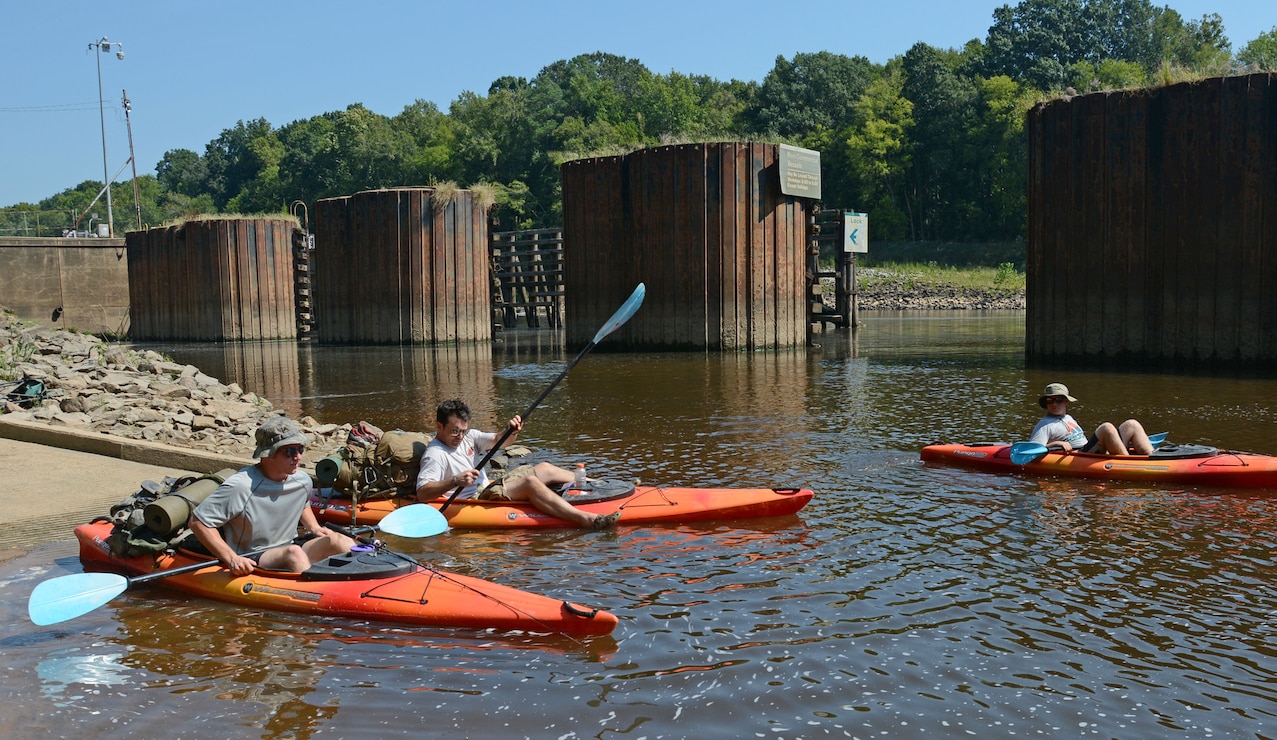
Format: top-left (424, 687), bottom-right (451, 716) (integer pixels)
top-left (127, 217), bottom-right (298, 341)
top-left (562, 143), bottom-right (809, 350)
top-left (311, 188), bottom-right (490, 344)
top-left (1027, 72), bottom-right (1277, 372)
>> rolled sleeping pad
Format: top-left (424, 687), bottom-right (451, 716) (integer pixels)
top-left (315, 454), bottom-right (343, 488)
top-left (143, 468), bottom-right (238, 536)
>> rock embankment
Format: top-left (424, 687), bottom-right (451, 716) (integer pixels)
top-left (0, 310), bottom-right (348, 465)
top-left (827, 269), bottom-right (1026, 311)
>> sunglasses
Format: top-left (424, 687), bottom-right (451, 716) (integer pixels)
top-left (1045, 397), bottom-right (1068, 404)
top-left (279, 445), bottom-right (305, 457)
top-left (445, 427), bottom-right (469, 438)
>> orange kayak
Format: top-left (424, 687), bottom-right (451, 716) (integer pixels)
top-left (920, 442), bottom-right (1277, 488)
top-left (310, 481), bottom-right (815, 528)
top-left (74, 520), bottom-right (617, 635)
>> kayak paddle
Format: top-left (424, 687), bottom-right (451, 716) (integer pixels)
top-left (1010, 431), bottom-right (1169, 464)
top-left (27, 503), bottom-right (448, 626)
top-left (1009, 442), bottom-right (1051, 465)
top-left (439, 283), bottom-right (646, 513)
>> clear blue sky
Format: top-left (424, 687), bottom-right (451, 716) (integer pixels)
top-left (2, 0), bottom-right (1272, 208)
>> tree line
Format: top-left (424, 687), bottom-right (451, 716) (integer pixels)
top-left (9, 0), bottom-right (1277, 243)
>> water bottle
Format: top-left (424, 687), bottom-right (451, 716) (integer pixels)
top-left (574, 463), bottom-right (588, 491)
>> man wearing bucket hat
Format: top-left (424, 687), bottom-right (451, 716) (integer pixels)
top-left (1028, 382), bottom-right (1154, 456)
top-left (191, 416), bottom-right (354, 575)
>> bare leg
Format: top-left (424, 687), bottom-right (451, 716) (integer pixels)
top-left (530, 462), bottom-right (574, 487)
top-left (301, 530), bottom-right (355, 562)
top-left (258, 544), bottom-right (311, 572)
top-left (1118, 419), bottom-right (1154, 455)
top-left (506, 474), bottom-right (615, 528)
top-left (1092, 422), bottom-right (1129, 456)
top-left (258, 530), bottom-right (354, 572)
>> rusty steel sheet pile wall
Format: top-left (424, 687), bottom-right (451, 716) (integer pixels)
top-left (127, 218), bottom-right (298, 341)
top-left (562, 143), bottom-right (808, 350)
top-left (1027, 73), bottom-right (1277, 372)
top-left (311, 188), bottom-right (490, 344)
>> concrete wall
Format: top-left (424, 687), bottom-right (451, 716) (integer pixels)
top-left (0, 237), bottom-right (130, 335)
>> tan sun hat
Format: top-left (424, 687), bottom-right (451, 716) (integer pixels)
top-left (1038, 382), bottom-right (1078, 408)
top-left (253, 416), bottom-right (310, 458)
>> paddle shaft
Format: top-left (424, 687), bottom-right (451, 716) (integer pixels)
top-left (438, 340), bottom-right (597, 512)
top-left (438, 283), bottom-right (645, 513)
top-left (126, 523), bottom-right (377, 586)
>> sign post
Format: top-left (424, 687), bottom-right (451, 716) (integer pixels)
top-left (843, 212), bottom-right (868, 253)
top-left (841, 212), bottom-right (868, 327)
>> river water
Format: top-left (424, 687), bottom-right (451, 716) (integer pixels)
top-left (4, 311), bottom-right (1277, 738)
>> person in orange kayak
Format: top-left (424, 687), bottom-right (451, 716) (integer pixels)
top-left (191, 417), bottom-right (355, 575)
top-left (415, 399), bottom-right (620, 530)
top-left (1029, 382), bottom-right (1154, 456)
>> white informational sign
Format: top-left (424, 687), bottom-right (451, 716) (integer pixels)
top-left (843, 212), bottom-right (868, 253)
top-left (777, 144), bottom-right (822, 199)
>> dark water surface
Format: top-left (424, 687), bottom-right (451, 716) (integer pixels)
top-left (5, 310), bottom-right (1277, 738)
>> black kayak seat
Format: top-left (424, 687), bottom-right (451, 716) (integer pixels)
top-left (1149, 443), bottom-right (1219, 459)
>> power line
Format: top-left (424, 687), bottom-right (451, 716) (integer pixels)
top-left (0, 101), bottom-right (104, 113)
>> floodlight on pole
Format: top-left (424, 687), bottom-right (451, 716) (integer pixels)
top-left (89, 36), bottom-right (124, 237)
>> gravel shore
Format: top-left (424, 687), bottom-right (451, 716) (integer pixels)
top-left (1, 310), bottom-right (349, 468)
top-left (833, 268), bottom-right (1026, 311)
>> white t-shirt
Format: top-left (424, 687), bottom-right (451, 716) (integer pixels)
top-left (415, 429), bottom-right (498, 499)
top-left (1029, 413), bottom-right (1088, 449)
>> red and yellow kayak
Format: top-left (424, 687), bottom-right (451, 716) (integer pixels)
top-left (920, 442), bottom-right (1277, 488)
top-left (311, 481), bottom-right (815, 529)
top-left (74, 520), bottom-right (617, 635)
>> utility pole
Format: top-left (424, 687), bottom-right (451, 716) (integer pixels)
top-left (89, 36), bottom-right (124, 237)
top-left (124, 89), bottom-right (141, 231)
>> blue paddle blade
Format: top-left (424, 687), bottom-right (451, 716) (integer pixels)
top-left (28, 572), bottom-right (129, 626)
top-left (1009, 442), bottom-right (1050, 465)
top-left (591, 283), bottom-right (645, 344)
top-left (1149, 431), bottom-right (1168, 449)
top-left (378, 504), bottom-right (449, 538)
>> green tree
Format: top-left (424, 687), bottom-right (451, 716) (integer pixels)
top-left (984, 0), bottom-right (1098, 90)
top-left (391, 99), bottom-right (459, 185)
top-left (202, 118), bottom-right (279, 211)
top-left (901, 42), bottom-right (981, 240)
top-left (1067, 58), bottom-right (1147, 91)
top-left (155, 148), bottom-right (209, 198)
top-left (967, 75), bottom-right (1032, 238)
top-left (744, 51), bottom-right (879, 138)
top-left (1156, 11), bottom-right (1231, 72)
top-left (1237, 27), bottom-right (1277, 70)
top-left (842, 64), bottom-right (914, 239)
top-left (276, 114), bottom-right (340, 205)
top-left (450, 81), bottom-right (546, 229)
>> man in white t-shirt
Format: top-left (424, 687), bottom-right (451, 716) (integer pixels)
top-left (415, 399), bottom-right (620, 529)
top-left (1029, 382), bottom-right (1154, 456)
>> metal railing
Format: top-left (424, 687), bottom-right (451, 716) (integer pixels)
top-left (0, 208), bottom-right (103, 238)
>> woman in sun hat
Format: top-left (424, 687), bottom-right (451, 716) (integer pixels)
top-left (1028, 382), bottom-right (1154, 456)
